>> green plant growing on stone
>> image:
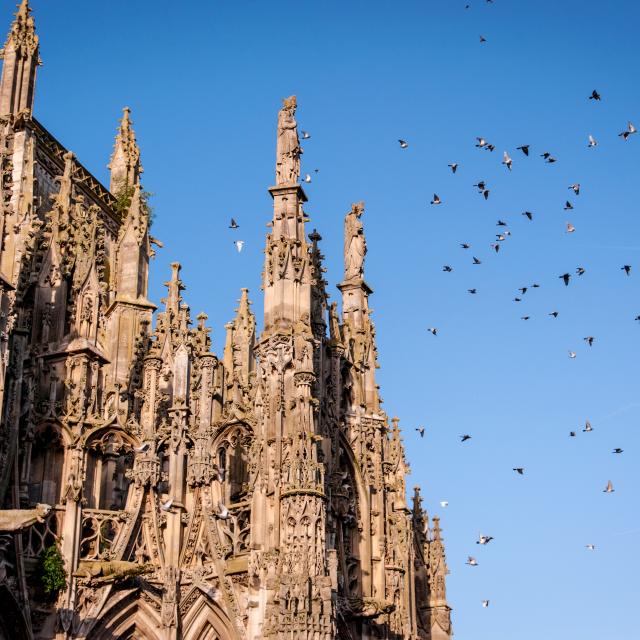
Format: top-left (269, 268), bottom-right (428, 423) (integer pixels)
top-left (40, 544), bottom-right (67, 598)
top-left (113, 181), bottom-right (155, 226)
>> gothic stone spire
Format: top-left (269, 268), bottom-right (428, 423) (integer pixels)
top-left (0, 0), bottom-right (39, 116)
top-left (262, 96), bottom-right (311, 333)
top-left (109, 106), bottom-right (142, 192)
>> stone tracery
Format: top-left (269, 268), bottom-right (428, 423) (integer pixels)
top-left (0, 3), bottom-right (452, 639)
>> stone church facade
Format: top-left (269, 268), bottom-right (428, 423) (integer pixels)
top-left (0, 2), bottom-right (452, 639)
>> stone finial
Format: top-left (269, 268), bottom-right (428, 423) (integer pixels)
top-left (0, 0), bottom-right (39, 116)
top-left (109, 106), bottom-right (142, 193)
top-left (162, 262), bottom-right (184, 316)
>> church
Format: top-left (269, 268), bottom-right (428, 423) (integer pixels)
top-left (0, 2), bottom-right (452, 638)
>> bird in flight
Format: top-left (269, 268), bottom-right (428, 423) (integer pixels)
top-left (618, 121), bottom-right (637, 140)
top-left (234, 240), bottom-right (244, 253)
top-left (497, 220), bottom-right (508, 227)
top-left (490, 243), bottom-right (500, 253)
top-left (541, 151), bottom-right (556, 163)
top-left (476, 137), bottom-right (488, 148)
top-left (448, 163), bottom-right (459, 173)
top-left (566, 222), bottom-right (576, 234)
top-left (569, 183), bottom-right (580, 195)
top-left (428, 327), bottom-right (438, 336)
top-left (603, 480), bottom-right (615, 494)
top-left (513, 467), bottom-right (524, 475)
top-left (621, 265), bottom-right (631, 276)
top-left (521, 316), bottom-right (530, 321)
top-left (440, 500), bottom-right (449, 508)
top-left (586, 544), bottom-right (596, 551)
top-left (583, 420), bottom-right (593, 432)
top-left (568, 351), bottom-right (577, 359)
top-left (466, 556), bottom-right (479, 566)
top-left (468, 288), bottom-right (478, 294)
top-left (569, 431), bottom-right (576, 437)
top-left (415, 426), bottom-right (425, 438)
top-left (477, 534), bottom-right (494, 545)
top-left (588, 134), bottom-right (598, 148)
top-left (584, 336), bottom-right (595, 347)
top-left (301, 130), bottom-right (311, 139)
top-left (460, 434), bottom-right (472, 442)
top-left (482, 600), bottom-right (490, 608)
top-left (549, 311), bottom-right (559, 318)
top-left (502, 151), bottom-right (513, 171)
top-left (431, 194), bottom-right (442, 205)
top-left (399, 139), bottom-right (409, 148)
top-left (229, 217), bottom-right (239, 229)
top-left (517, 144), bottom-right (530, 156)
top-left (564, 201), bottom-right (574, 210)
top-left (479, 35), bottom-right (487, 43)
top-left (559, 273), bottom-right (571, 286)
top-left (160, 498), bottom-right (173, 511)
top-left (576, 267), bottom-right (586, 276)
top-left (613, 448), bottom-right (623, 454)
top-left (473, 257), bottom-right (482, 265)
top-left (522, 211), bottom-right (533, 220)
top-left (443, 265), bottom-right (453, 272)
top-left (589, 89), bottom-right (601, 101)
top-left (461, 243), bottom-right (471, 249)
top-left (304, 173), bottom-right (312, 183)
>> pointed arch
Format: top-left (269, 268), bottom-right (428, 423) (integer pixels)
top-left (85, 589), bottom-right (162, 640)
top-left (181, 591), bottom-right (237, 640)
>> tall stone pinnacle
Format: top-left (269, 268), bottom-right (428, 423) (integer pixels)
top-left (109, 106), bottom-right (142, 193)
top-left (262, 97), bottom-right (311, 333)
top-left (0, 0), bottom-right (39, 116)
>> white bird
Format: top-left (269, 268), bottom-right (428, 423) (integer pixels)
top-left (569, 183), bottom-right (580, 195)
top-left (603, 480), bottom-right (614, 493)
top-left (482, 600), bottom-right (490, 608)
top-left (585, 544), bottom-right (596, 551)
top-left (303, 173), bottom-right (312, 183)
top-left (583, 420), bottom-right (593, 433)
top-left (588, 134), bottom-right (598, 147)
top-left (399, 139), bottom-right (409, 148)
top-left (428, 327), bottom-right (438, 336)
top-left (619, 121), bottom-right (637, 140)
top-left (477, 534), bottom-right (494, 545)
top-left (160, 498), bottom-right (173, 511)
top-left (216, 501), bottom-right (230, 519)
top-left (568, 351), bottom-right (577, 359)
top-left (466, 556), bottom-right (478, 566)
top-left (234, 240), bottom-right (244, 253)
top-left (301, 131), bottom-right (311, 139)
top-left (134, 443), bottom-right (150, 453)
top-left (566, 222), bottom-right (576, 233)
top-left (440, 501), bottom-right (449, 508)
top-left (502, 151), bottom-right (512, 171)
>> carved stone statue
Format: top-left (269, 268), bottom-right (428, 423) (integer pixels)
top-left (344, 202), bottom-right (366, 281)
top-left (0, 504), bottom-right (51, 531)
top-left (73, 560), bottom-right (153, 584)
top-left (276, 96), bottom-right (302, 184)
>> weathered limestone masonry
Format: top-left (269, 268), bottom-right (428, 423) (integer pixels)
top-left (0, 2), bottom-right (452, 639)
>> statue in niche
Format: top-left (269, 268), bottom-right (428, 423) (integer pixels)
top-left (276, 96), bottom-right (302, 184)
top-left (344, 202), bottom-right (366, 281)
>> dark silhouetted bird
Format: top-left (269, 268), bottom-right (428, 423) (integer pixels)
top-left (589, 89), bottom-right (601, 101)
top-left (517, 145), bottom-right (530, 156)
top-left (560, 273), bottom-right (571, 286)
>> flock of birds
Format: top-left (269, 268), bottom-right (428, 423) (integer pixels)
top-left (217, 6), bottom-right (635, 616)
top-left (399, 85), bottom-right (636, 610)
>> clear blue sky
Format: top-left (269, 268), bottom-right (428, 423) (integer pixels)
top-left (12, 0), bottom-right (639, 638)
